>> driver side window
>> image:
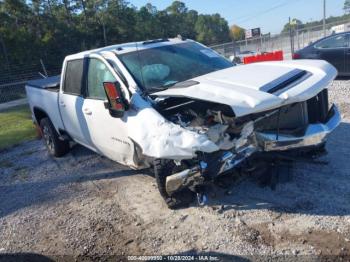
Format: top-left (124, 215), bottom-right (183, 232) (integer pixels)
top-left (87, 58), bottom-right (116, 100)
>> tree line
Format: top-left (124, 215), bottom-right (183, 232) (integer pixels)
top-left (281, 14), bottom-right (350, 34)
top-left (0, 0), bottom-right (231, 73)
top-left (282, 0), bottom-right (350, 34)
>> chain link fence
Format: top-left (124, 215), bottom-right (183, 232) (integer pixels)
top-left (211, 19), bottom-right (350, 60)
top-left (0, 62), bottom-right (61, 104)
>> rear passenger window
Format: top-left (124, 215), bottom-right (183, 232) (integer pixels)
top-left (315, 35), bottom-right (347, 49)
top-left (64, 59), bottom-right (84, 95)
top-left (87, 58), bottom-right (116, 100)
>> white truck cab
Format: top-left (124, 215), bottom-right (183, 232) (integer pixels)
top-left (26, 38), bottom-right (341, 208)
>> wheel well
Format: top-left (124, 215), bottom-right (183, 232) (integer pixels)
top-left (33, 107), bottom-right (48, 124)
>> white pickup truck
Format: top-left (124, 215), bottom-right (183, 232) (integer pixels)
top-left (26, 38), bottom-right (341, 208)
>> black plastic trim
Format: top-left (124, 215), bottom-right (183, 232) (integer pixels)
top-left (260, 69), bottom-right (309, 94)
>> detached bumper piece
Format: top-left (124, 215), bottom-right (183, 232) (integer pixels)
top-left (165, 146), bottom-right (257, 195)
top-left (256, 104), bottom-right (341, 151)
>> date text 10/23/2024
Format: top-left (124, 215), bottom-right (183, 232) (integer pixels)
top-left (127, 255), bottom-right (220, 261)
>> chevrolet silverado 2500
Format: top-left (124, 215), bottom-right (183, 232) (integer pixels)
top-left (26, 38), bottom-right (341, 208)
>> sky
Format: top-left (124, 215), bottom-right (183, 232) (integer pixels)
top-left (129, 0), bottom-right (345, 34)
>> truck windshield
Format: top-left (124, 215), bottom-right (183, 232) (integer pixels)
top-left (118, 42), bottom-right (233, 92)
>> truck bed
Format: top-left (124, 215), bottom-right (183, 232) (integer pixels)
top-left (25, 75), bottom-right (65, 132)
top-left (26, 75), bottom-right (61, 91)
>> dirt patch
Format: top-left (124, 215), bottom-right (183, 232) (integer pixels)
top-left (288, 230), bottom-right (350, 256)
top-left (255, 222), bottom-right (350, 256)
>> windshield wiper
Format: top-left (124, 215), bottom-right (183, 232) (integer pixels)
top-left (147, 86), bottom-right (169, 92)
top-left (162, 80), bottom-right (200, 88)
top-left (146, 80), bottom-right (200, 94)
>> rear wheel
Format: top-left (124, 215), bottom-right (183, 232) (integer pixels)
top-left (40, 118), bottom-right (70, 157)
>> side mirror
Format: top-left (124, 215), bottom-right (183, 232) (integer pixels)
top-left (103, 81), bottom-right (128, 118)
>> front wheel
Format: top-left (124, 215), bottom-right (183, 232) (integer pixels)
top-left (153, 159), bottom-right (194, 209)
top-left (40, 118), bottom-right (70, 157)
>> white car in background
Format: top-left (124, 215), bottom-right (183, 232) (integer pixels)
top-left (230, 50), bottom-right (258, 63)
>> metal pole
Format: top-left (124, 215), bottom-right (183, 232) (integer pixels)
top-left (289, 17), bottom-right (294, 57)
top-left (323, 0), bottom-right (326, 36)
top-left (102, 21), bottom-right (107, 46)
top-left (0, 34), bottom-right (11, 77)
top-left (296, 23), bottom-right (300, 50)
top-left (40, 59), bottom-right (48, 78)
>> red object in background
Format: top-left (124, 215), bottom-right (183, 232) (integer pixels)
top-left (243, 50), bottom-right (284, 64)
top-left (292, 53), bottom-right (301, 59)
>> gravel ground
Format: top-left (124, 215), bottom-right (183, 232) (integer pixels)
top-left (0, 79), bottom-right (350, 261)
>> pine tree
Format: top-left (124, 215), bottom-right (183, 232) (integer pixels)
top-left (344, 0), bottom-right (350, 14)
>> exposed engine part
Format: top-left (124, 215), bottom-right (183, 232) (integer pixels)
top-left (154, 97), bottom-right (241, 151)
top-left (155, 96), bottom-right (306, 154)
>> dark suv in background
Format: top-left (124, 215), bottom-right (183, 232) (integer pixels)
top-left (293, 32), bottom-right (350, 76)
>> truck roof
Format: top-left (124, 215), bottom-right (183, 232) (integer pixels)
top-left (66, 37), bottom-right (193, 60)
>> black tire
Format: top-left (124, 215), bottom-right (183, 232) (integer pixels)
top-left (153, 159), bottom-right (194, 209)
top-left (40, 118), bottom-right (70, 157)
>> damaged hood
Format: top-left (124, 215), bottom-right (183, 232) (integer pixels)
top-left (153, 60), bottom-right (337, 117)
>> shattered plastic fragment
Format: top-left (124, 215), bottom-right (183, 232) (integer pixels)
top-left (235, 121), bottom-right (255, 150)
top-left (206, 124), bottom-right (228, 143)
top-left (206, 124), bottom-right (235, 150)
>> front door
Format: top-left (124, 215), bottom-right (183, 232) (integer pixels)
top-left (314, 34), bottom-right (347, 74)
top-left (81, 57), bottom-right (135, 166)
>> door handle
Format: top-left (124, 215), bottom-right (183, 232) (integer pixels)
top-left (59, 101), bottom-right (66, 107)
top-left (83, 108), bottom-right (92, 115)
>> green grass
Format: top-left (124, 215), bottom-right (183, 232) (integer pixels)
top-left (0, 105), bottom-right (37, 150)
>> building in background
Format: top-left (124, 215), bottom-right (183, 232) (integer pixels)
top-left (331, 23), bottom-right (350, 33)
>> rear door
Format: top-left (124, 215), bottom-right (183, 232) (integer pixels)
top-left (314, 34), bottom-right (347, 74)
top-left (59, 58), bottom-right (94, 149)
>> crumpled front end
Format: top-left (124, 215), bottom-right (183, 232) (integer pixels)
top-left (155, 89), bottom-right (341, 195)
top-left (128, 83), bottom-right (340, 197)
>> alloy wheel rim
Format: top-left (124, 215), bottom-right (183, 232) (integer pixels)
top-left (43, 126), bottom-right (54, 152)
